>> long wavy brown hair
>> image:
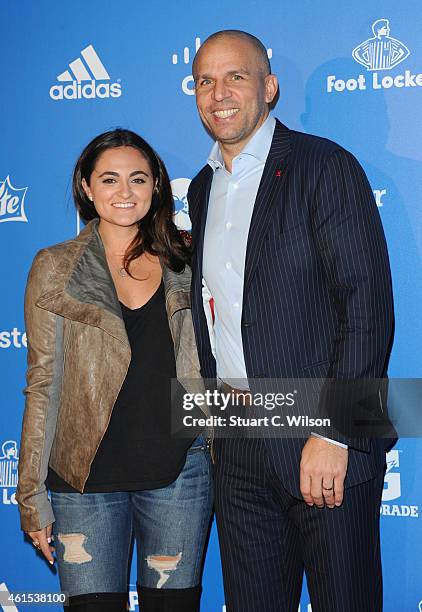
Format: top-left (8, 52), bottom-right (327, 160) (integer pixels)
top-left (73, 129), bottom-right (190, 273)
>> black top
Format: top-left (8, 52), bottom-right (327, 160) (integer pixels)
top-left (48, 281), bottom-right (195, 493)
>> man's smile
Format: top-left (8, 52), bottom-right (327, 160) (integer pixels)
top-left (211, 108), bottom-right (240, 120)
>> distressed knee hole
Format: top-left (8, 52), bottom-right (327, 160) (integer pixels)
top-left (57, 533), bottom-right (92, 564)
top-left (146, 553), bottom-right (182, 588)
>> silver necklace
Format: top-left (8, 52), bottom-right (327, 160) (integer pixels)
top-left (100, 233), bottom-right (130, 279)
top-left (105, 253), bottom-right (128, 278)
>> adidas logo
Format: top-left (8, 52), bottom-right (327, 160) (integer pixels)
top-left (49, 44), bottom-right (122, 101)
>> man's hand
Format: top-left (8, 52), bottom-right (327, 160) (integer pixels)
top-left (300, 437), bottom-right (348, 508)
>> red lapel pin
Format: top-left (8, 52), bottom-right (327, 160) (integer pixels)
top-left (276, 169), bottom-right (282, 177)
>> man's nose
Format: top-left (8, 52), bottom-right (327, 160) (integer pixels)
top-left (212, 80), bottom-right (230, 102)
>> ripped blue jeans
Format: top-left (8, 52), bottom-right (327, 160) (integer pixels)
top-left (50, 437), bottom-right (213, 597)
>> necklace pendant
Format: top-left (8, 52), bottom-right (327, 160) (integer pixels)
top-left (118, 267), bottom-right (127, 278)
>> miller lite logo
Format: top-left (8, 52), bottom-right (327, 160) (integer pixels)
top-left (0, 176), bottom-right (28, 223)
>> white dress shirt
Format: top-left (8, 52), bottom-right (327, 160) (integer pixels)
top-left (203, 115), bottom-right (275, 387)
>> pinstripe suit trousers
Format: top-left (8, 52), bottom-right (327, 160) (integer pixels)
top-left (214, 438), bottom-right (383, 612)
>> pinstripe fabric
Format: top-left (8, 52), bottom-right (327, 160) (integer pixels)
top-left (214, 438), bottom-right (383, 612)
top-left (188, 120), bottom-right (394, 610)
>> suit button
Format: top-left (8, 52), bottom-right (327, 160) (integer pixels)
top-left (242, 321), bottom-right (255, 327)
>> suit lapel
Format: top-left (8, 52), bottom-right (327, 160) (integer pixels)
top-left (189, 166), bottom-right (216, 378)
top-left (191, 166), bottom-right (213, 281)
top-left (244, 120), bottom-right (292, 294)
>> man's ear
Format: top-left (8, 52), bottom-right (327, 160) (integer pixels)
top-left (264, 74), bottom-right (279, 104)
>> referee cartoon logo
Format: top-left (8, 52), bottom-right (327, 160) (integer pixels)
top-left (0, 440), bottom-right (19, 489)
top-left (353, 19), bottom-right (410, 71)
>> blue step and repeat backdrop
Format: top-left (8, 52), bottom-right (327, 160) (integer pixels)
top-left (1, 0), bottom-right (422, 610)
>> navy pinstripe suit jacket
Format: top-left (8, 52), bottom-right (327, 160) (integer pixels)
top-left (188, 120), bottom-right (395, 497)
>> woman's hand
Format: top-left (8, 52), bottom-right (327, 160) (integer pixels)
top-left (28, 524), bottom-right (55, 564)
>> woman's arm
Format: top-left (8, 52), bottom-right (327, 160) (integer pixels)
top-left (16, 249), bottom-right (63, 534)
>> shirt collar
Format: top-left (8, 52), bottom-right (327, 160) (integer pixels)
top-left (207, 114), bottom-right (276, 172)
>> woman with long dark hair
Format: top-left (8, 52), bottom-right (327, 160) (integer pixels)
top-left (17, 129), bottom-right (213, 612)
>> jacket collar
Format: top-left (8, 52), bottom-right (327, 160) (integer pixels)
top-left (37, 220), bottom-right (191, 343)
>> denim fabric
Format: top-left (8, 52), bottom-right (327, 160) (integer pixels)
top-left (50, 437), bottom-right (213, 597)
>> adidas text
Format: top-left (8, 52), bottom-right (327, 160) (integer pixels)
top-left (49, 80), bottom-right (122, 101)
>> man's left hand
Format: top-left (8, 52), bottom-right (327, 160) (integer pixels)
top-left (300, 437), bottom-right (348, 508)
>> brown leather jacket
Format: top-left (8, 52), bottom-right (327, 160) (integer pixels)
top-left (17, 220), bottom-right (205, 532)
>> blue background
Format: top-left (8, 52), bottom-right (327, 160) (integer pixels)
top-left (1, 0), bottom-right (421, 610)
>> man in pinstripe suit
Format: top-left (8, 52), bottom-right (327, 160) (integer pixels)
top-left (188, 30), bottom-right (394, 611)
